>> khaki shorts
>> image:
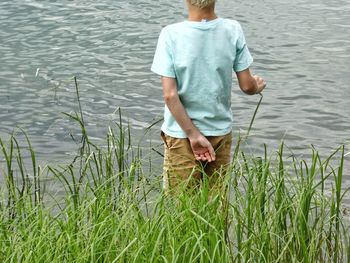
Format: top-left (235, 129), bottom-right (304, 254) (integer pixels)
top-left (161, 131), bottom-right (232, 192)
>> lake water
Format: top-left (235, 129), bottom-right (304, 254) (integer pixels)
top-left (0, 0), bottom-right (349, 200)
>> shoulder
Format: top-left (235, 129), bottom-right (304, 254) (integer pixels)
top-left (158, 22), bottom-right (187, 44)
top-left (220, 18), bottom-right (243, 31)
top-left (161, 21), bottom-right (187, 34)
top-left (218, 18), bottom-right (246, 42)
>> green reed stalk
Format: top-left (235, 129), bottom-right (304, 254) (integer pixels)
top-left (246, 93), bottom-right (263, 138)
top-left (0, 137), bottom-right (16, 219)
top-left (334, 146), bottom-right (344, 262)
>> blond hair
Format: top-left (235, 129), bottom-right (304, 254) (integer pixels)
top-left (187, 0), bottom-right (216, 9)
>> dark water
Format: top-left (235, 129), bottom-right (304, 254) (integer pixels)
top-left (0, 0), bottom-right (349, 201)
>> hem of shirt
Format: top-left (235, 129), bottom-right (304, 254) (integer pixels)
top-left (161, 126), bottom-right (233, 139)
top-left (234, 57), bottom-right (254, 73)
top-left (151, 67), bottom-right (176, 78)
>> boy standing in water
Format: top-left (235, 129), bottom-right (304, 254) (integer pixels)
top-left (151, 0), bottom-right (266, 191)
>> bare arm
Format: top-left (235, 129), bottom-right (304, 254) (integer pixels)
top-left (236, 68), bottom-right (266, 95)
top-left (161, 76), bottom-right (215, 162)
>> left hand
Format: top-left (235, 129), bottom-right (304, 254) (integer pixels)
top-left (188, 134), bottom-right (216, 162)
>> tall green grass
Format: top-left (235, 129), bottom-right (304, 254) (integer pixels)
top-left (0, 78), bottom-right (349, 262)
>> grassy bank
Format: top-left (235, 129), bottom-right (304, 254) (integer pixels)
top-left (1, 123), bottom-right (349, 262)
top-left (0, 80), bottom-right (349, 262)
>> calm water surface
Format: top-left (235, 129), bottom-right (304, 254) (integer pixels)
top-left (0, 0), bottom-right (349, 199)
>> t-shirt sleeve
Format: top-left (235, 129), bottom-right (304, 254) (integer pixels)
top-left (151, 28), bottom-right (176, 78)
top-left (233, 23), bottom-right (254, 72)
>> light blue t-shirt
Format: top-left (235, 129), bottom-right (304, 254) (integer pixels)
top-left (151, 18), bottom-right (253, 138)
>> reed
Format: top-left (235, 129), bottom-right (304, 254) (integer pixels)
top-left (0, 79), bottom-right (349, 262)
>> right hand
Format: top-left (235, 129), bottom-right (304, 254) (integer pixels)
top-left (188, 134), bottom-right (216, 162)
top-left (253, 75), bottom-right (266, 93)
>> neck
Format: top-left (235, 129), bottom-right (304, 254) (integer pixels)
top-left (187, 4), bottom-right (217, 22)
